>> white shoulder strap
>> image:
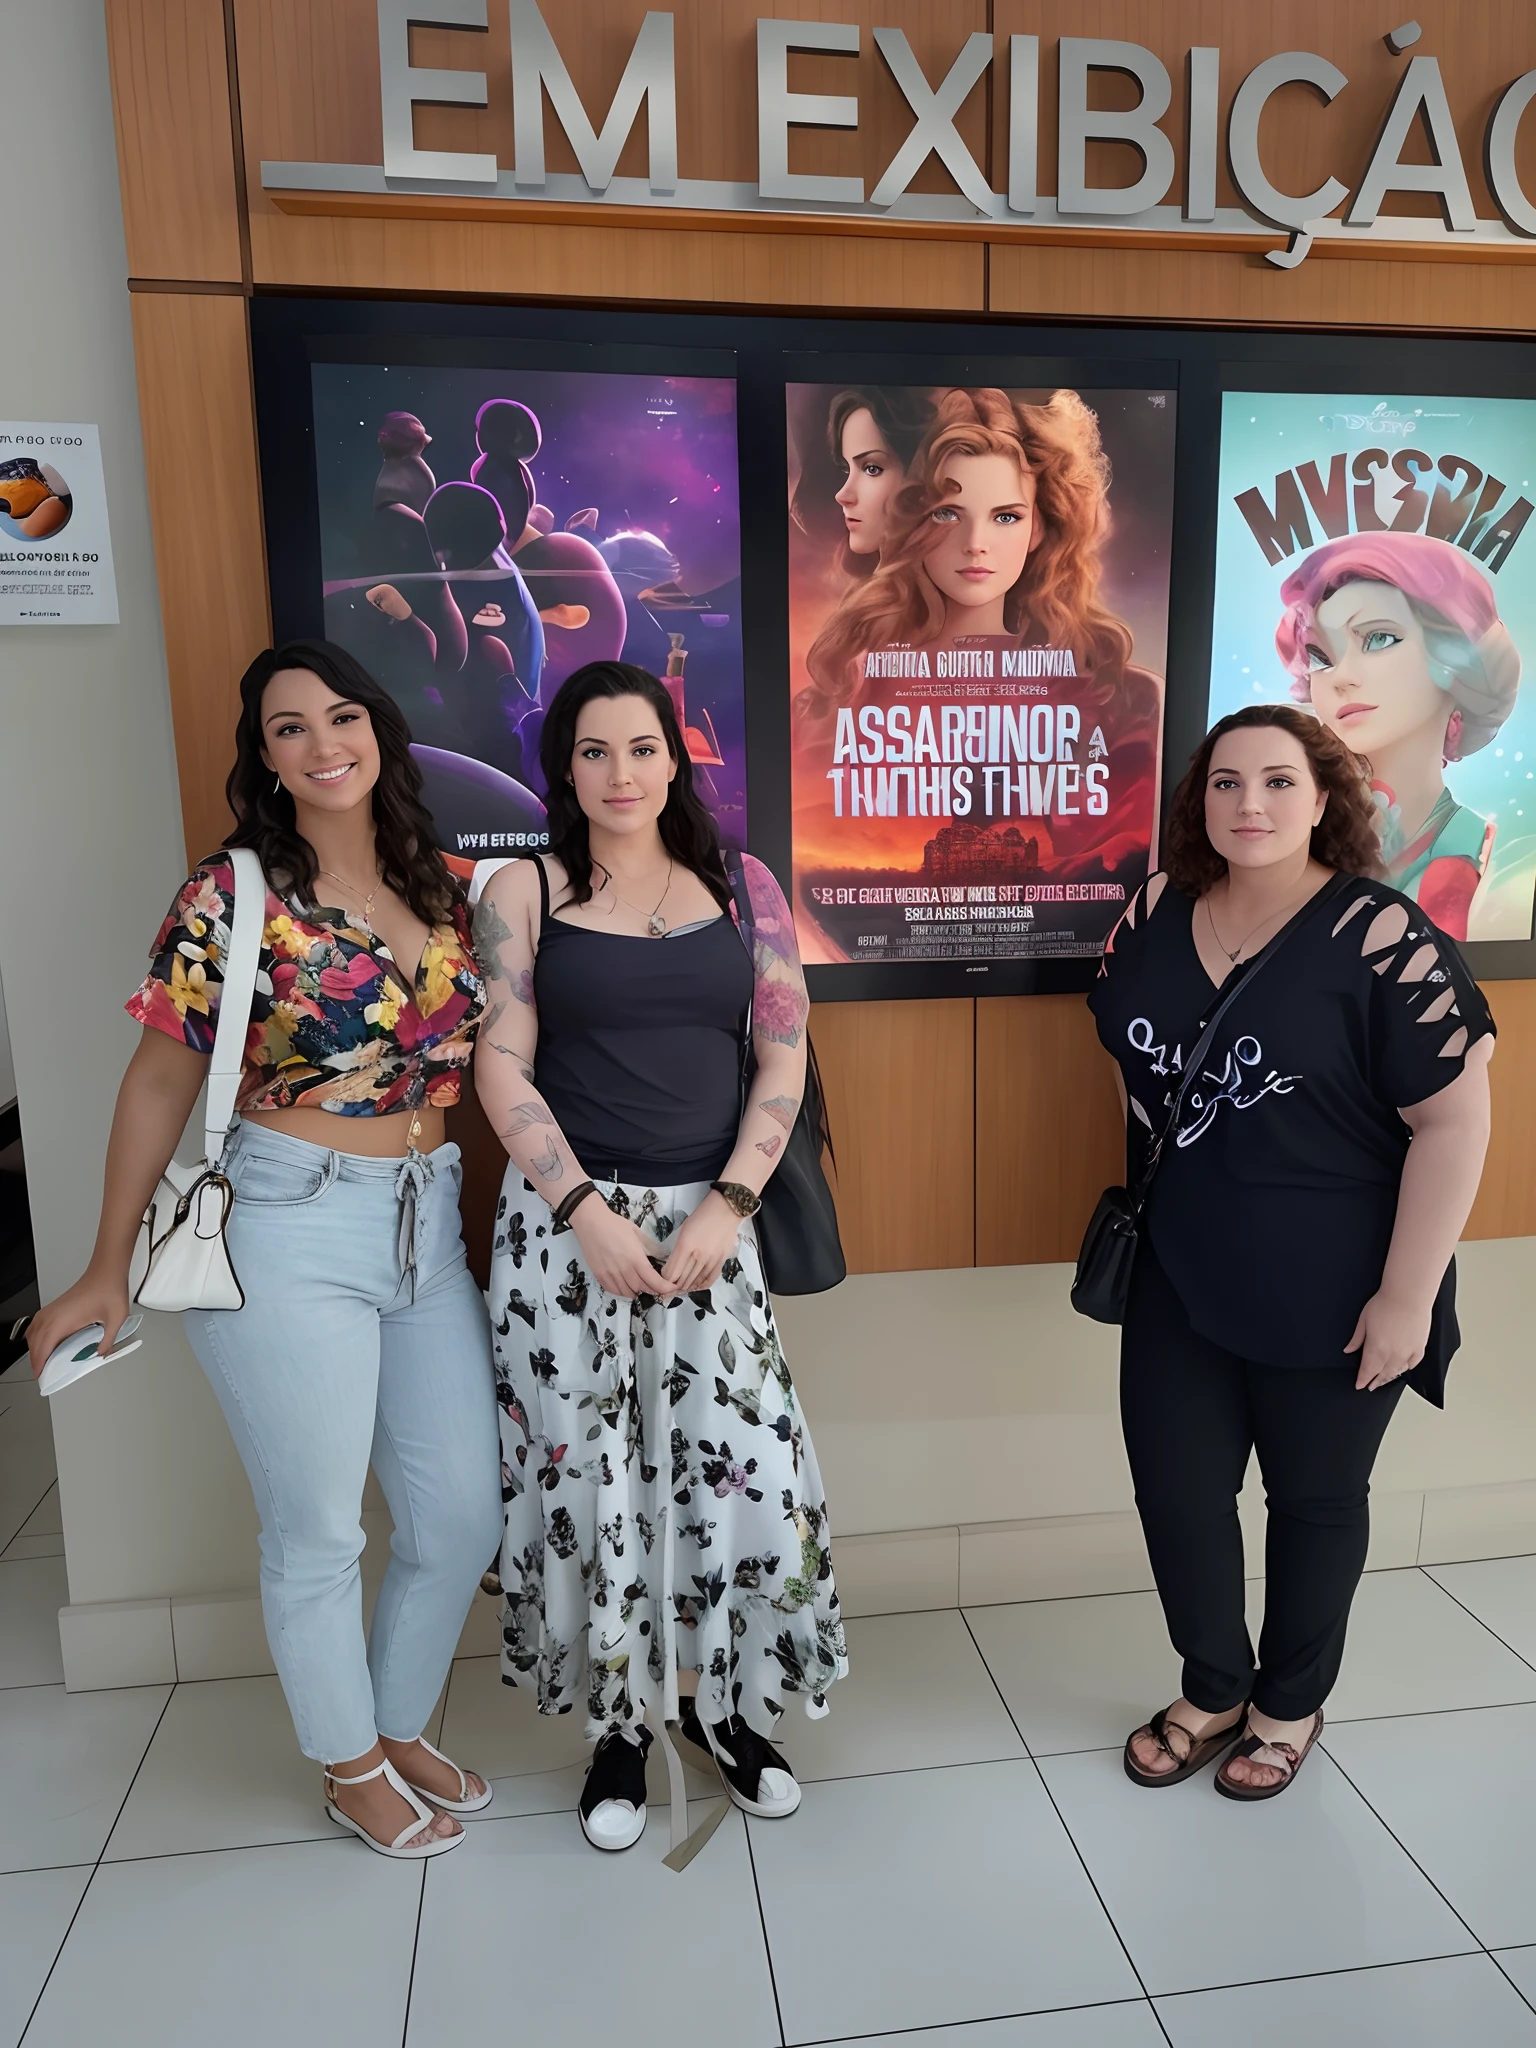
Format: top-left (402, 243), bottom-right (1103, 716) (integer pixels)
top-left (204, 847), bottom-right (266, 1162)
top-left (468, 856), bottom-right (516, 907)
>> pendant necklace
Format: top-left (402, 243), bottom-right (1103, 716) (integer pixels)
top-left (601, 858), bottom-right (674, 936)
top-left (319, 869), bottom-right (378, 930)
top-left (1204, 885), bottom-right (1305, 964)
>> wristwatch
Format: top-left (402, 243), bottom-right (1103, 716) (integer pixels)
top-left (710, 1179), bottom-right (762, 1218)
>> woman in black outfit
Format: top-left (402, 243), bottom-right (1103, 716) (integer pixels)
top-left (472, 661), bottom-right (847, 1855)
top-left (1090, 705), bottom-right (1494, 1800)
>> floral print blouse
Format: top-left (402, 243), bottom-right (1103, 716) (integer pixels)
top-left (127, 855), bottom-right (486, 1117)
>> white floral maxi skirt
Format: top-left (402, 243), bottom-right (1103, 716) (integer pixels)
top-left (489, 1174), bottom-right (849, 1744)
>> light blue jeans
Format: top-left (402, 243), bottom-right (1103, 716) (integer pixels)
top-left (184, 1121), bottom-right (502, 1764)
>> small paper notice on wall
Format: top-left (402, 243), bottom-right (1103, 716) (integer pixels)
top-left (0, 422), bottom-right (119, 624)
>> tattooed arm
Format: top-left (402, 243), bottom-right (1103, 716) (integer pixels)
top-left (659, 857), bottom-right (810, 1294)
top-left (472, 857), bottom-right (671, 1298)
top-left (718, 855), bottom-right (810, 1194)
top-left (472, 860), bottom-right (586, 1191)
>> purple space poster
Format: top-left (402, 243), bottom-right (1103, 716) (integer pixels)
top-left (311, 363), bottom-right (747, 877)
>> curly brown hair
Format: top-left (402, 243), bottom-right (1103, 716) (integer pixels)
top-left (805, 386), bottom-right (1133, 704)
top-left (1163, 704), bottom-right (1384, 895)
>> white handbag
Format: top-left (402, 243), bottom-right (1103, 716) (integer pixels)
top-left (129, 846), bottom-right (266, 1314)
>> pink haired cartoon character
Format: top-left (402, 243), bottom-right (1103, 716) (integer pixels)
top-left (1276, 531), bottom-right (1521, 940)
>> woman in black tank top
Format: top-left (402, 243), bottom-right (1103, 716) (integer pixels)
top-left (473, 661), bottom-right (847, 1857)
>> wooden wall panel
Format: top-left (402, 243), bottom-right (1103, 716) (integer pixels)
top-left (989, 1), bottom-right (1536, 226)
top-left (988, 241), bottom-right (1536, 336)
top-left (975, 995), bottom-right (1124, 1267)
top-left (105, 0), bottom-right (243, 283)
top-left (811, 998), bottom-right (975, 1273)
top-left (234, 0), bottom-right (993, 248)
top-left (128, 293), bottom-right (272, 867)
top-left (246, 212), bottom-right (985, 309)
top-left (1466, 980), bottom-right (1536, 1241)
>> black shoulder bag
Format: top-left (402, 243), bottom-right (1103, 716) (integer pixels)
top-left (1071, 874), bottom-right (1347, 1325)
top-left (724, 856), bottom-right (846, 1297)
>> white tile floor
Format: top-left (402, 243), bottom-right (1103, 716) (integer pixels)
top-left (6, 1356), bottom-right (1536, 2046)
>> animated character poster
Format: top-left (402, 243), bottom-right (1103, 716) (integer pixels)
top-left (1211, 392), bottom-right (1536, 944)
top-left (787, 383), bottom-right (1172, 966)
top-left (311, 365), bottom-right (747, 874)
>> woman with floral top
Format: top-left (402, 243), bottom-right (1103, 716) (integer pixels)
top-left (474, 660), bottom-right (847, 1856)
top-left (27, 641), bottom-right (502, 1863)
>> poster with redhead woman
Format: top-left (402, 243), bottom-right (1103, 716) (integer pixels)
top-left (786, 383), bottom-right (1173, 969)
top-left (1211, 391), bottom-right (1535, 943)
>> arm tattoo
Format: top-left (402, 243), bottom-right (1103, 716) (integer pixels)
top-left (512, 967), bottom-right (535, 1007)
top-left (484, 1037), bottom-right (536, 1083)
top-left (756, 1135), bottom-right (782, 1158)
top-left (760, 1093), bottom-right (799, 1130)
top-left (753, 976), bottom-right (809, 1048)
top-left (472, 896), bottom-right (517, 978)
top-left (528, 1135), bottom-right (565, 1182)
top-left (478, 998), bottom-right (507, 1039)
top-left (501, 1099), bottom-right (555, 1138)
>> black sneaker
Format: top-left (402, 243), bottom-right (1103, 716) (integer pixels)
top-left (579, 1725), bottom-right (652, 1851)
top-left (678, 1700), bottom-right (801, 1818)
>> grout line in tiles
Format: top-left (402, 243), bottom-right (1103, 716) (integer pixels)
top-left (398, 1862), bottom-right (429, 2048)
top-left (1, 1477), bottom-right (61, 1556)
top-left (16, 1682), bottom-right (174, 2046)
top-left (1415, 1568), bottom-right (1536, 1678)
top-left (94, 1832), bottom-right (348, 1869)
top-left (1413, 1493), bottom-right (1427, 1566)
top-left (1149, 1945), bottom-right (1487, 2006)
top-left (957, 1610), bottom-right (1175, 2048)
top-left (1488, 1948), bottom-right (1536, 2020)
top-left (1317, 1740), bottom-right (1490, 1957)
top-left (741, 1814), bottom-right (788, 2048)
top-left (790, 1993), bottom-right (1159, 2046)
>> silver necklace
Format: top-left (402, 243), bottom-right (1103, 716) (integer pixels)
top-left (1204, 886), bottom-right (1304, 964)
top-left (599, 858), bottom-right (674, 936)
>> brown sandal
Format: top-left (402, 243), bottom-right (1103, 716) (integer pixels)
top-left (1123, 1704), bottom-right (1246, 1788)
top-left (1214, 1710), bottom-right (1324, 1801)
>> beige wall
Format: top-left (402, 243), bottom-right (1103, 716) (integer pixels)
top-left (0, 0), bottom-right (255, 1609)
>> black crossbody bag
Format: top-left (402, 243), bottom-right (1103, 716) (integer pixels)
top-left (724, 856), bottom-right (846, 1297)
top-left (1071, 875), bottom-right (1347, 1326)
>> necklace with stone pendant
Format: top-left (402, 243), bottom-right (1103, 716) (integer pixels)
top-left (602, 858), bottom-right (673, 936)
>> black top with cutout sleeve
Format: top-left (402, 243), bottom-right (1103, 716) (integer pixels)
top-left (1088, 873), bottom-right (1496, 1402)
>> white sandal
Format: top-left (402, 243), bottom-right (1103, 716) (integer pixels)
top-left (324, 1756), bottom-right (466, 1858)
top-left (399, 1736), bottom-right (493, 1814)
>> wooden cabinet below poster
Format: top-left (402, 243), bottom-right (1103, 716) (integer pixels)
top-left (811, 997), bottom-right (975, 1274)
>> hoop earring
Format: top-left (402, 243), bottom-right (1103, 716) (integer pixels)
top-left (272, 774), bottom-right (281, 794)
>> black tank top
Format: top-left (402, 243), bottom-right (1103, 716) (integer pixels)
top-left (530, 857), bottom-right (753, 1185)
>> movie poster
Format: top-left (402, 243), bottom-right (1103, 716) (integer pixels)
top-left (1211, 392), bottom-right (1536, 944)
top-left (311, 364), bottom-right (747, 875)
top-left (786, 383), bottom-right (1173, 966)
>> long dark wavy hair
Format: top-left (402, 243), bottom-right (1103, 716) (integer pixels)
top-left (539, 661), bottom-right (731, 910)
top-left (224, 640), bottom-right (457, 925)
top-left (789, 385), bottom-right (937, 580)
top-left (1163, 703), bottom-right (1386, 895)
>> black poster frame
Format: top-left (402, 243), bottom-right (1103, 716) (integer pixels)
top-left (249, 296), bottom-right (1536, 994)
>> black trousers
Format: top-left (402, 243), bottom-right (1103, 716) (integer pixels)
top-left (1121, 1241), bottom-right (1405, 1721)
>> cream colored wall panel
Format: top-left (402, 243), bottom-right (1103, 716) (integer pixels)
top-left (832, 1528), bottom-right (961, 1619)
top-left (59, 1599), bottom-right (177, 1692)
top-left (1418, 1482), bottom-right (1536, 1566)
top-left (960, 1511), bottom-right (1154, 1606)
